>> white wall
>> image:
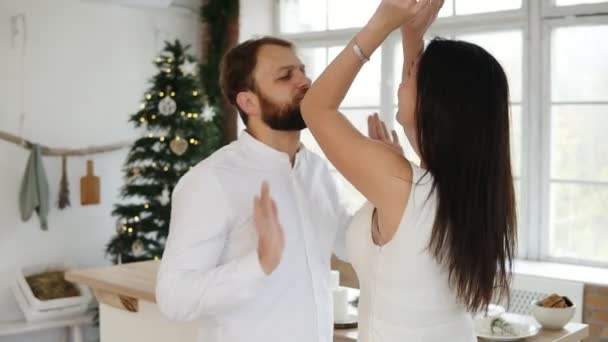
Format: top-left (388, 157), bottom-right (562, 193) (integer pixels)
top-left (237, 0), bottom-right (274, 131)
top-left (0, 0), bottom-right (200, 341)
top-left (0, 0), bottom-right (272, 341)
top-left (240, 0), bottom-right (274, 41)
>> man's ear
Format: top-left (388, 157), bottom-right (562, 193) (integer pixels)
top-left (236, 91), bottom-right (259, 118)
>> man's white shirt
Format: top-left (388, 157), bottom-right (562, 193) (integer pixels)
top-left (156, 131), bottom-right (350, 342)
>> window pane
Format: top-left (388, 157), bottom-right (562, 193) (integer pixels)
top-left (301, 108), bottom-right (376, 213)
top-left (299, 47), bottom-right (326, 82)
top-left (511, 105), bottom-right (522, 178)
top-left (555, 0), bottom-right (608, 5)
top-left (301, 108), bottom-right (376, 158)
top-left (393, 31), bottom-right (522, 103)
top-left (552, 25), bottom-right (608, 102)
top-left (279, 0), bottom-right (326, 33)
top-left (457, 30), bottom-right (523, 102)
top-left (514, 178), bottom-right (522, 251)
top-left (550, 105), bottom-right (608, 182)
top-left (390, 105), bottom-right (521, 177)
top-left (549, 183), bottom-right (608, 263)
top-left (328, 46), bottom-right (381, 107)
top-left (393, 31), bottom-right (523, 104)
top-left (328, 0), bottom-right (380, 30)
top-left (455, 0), bottom-right (521, 14)
top-left (439, 0), bottom-right (454, 17)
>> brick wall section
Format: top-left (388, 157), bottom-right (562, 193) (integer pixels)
top-left (584, 284), bottom-right (608, 341)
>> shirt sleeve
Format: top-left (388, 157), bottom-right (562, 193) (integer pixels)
top-left (332, 200), bottom-right (353, 262)
top-left (320, 163), bottom-right (353, 263)
top-left (156, 168), bottom-right (267, 322)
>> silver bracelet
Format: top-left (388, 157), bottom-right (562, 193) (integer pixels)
top-left (352, 39), bottom-right (370, 63)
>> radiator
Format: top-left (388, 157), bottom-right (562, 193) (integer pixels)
top-left (496, 273), bottom-right (584, 322)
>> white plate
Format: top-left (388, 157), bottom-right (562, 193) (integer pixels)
top-left (474, 304), bottom-right (507, 320)
top-left (475, 320), bottom-right (540, 341)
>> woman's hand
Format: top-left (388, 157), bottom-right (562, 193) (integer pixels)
top-left (401, 0), bottom-right (444, 40)
top-left (368, 113), bottom-right (404, 156)
top-left (369, 0), bottom-right (429, 33)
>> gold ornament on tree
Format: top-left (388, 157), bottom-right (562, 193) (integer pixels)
top-left (131, 239), bottom-right (145, 258)
top-left (169, 136), bottom-right (188, 156)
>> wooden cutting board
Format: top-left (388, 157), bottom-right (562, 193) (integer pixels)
top-left (80, 160), bottom-right (100, 205)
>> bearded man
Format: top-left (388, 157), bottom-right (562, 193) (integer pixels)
top-left (156, 37), bottom-right (352, 342)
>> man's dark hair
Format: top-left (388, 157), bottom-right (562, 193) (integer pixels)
top-left (220, 36), bottom-right (294, 125)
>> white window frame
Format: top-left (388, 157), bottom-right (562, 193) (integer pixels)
top-left (538, 11), bottom-right (608, 268)
top-left (272, 0), bottom-right (608, 268)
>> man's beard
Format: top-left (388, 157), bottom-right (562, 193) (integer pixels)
top-left (257, 90), bottom-right (307, 131)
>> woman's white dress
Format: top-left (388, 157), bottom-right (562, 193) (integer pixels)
top-left (345, 162), bottom-right (477, 342)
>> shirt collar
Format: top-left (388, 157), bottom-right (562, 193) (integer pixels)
top-left (237, 130), bottom-right (307, 169)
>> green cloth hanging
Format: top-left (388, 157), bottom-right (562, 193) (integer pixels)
top-left (19, 144), bottom-right (50, 230)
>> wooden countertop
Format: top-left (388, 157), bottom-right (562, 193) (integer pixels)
top-left (67, 261), bottom-right (588, 342)
top-left (65, 260), bottom-right (159, 304)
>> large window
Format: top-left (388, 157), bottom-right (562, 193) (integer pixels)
top-left (546, 22), bottom-right (608, 264)
top-left (298, 45), bottom-right (381, 211)
top-left (276, 0), bottom-right (608, 266)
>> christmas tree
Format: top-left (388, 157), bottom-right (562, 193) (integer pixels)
top-left (106, 40), bottom-right (222, 264)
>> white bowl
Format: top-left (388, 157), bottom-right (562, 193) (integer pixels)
top-left (530, 299), bottom-right (575, 330)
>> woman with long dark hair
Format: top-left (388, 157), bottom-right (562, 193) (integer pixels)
top-left (298, 0), bottom-right (517, 340)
